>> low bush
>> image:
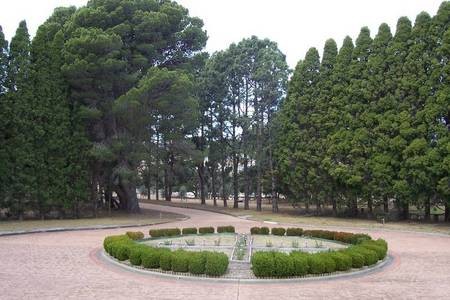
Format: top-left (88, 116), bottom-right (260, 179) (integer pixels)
top-left (199, 227), bottom-right (214, 234)
top-left (360, 240), bottom-right (387, 260)
top-left (351, 247), bottom-right (378, 266)
top-left (273, 252), bottom-right (294, 277)
top-left (103, 235), bottom-right (130, 255)
top-left (307, 254), bottom-right (326, 274)
top-left (171, 250), bottom-right (190, 273)
top-left (149, 228), bottom-right (181, 238)
top-left (329, 252), bottom-right (352, 271)
top-left (205, 252), bottom-right (229, 276)
top-left (286, 228), bottom-right (303, 236)
top-left (141, 248), bottom-right (169, 269)
top-left (250, 227), bottom-right (270, 235)
top-left (217, 225), bottom-right (235, 233)
top-left (349, 233), bottom-right (372, 245)
top-left (129, 244), bottom-right (148, 265)
top-left (189, 252), bottom-right (207, 275)
top-left (113, 242), bottom-right (132, 261)
top-left (290, 252), bottom-right (309, 276)
top-left (271, 227), bottom-right (286, 236)
top-left (126, 231), bottom-right (144, 240)
top-left (182, 227), bottom-right (197, 235)
top-left (251, 251), bottom-right (274, 277)
top-left (318, 253), bottom-right (336, 273)
top-left (160, 251), bottom-right (173, 271)
top-left (344, 249), bottom-right (365, 268)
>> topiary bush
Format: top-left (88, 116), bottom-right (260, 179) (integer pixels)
top-left (290, 252), bottom-right (309, 276)
top-left (160, 251), bottom-right (173, 271)
top-left (250, 227), bottom-right (269, 235)
top-left (344, 249), bottom-right (365, 268)
top-left (188, 252), bottom-right (207, 275)
top-left (251, 251), bottom-right (275, 277)
top-left (217, 225), bottom-right (235, 233)
top-left (114, 242), bottom-right (132, 261)
top-left (286, 228), bottom-right (303, 236)
top-left (182, 227), bottom-right (197, 235)
top-left (148, 228), bottom-right (181, 238)
top-left (205, 252), bottom-right (229, 276)
top-left (317, 253), bottom-right (336, 273)
top-left (307, 254), bottom-right (326, 274)
top-left (141, 248), bottom-right (169, 269)
top-left (199, 227), bottom-right (214, 234)
top-left (351, 246), bottom-right (379, 266)
top-left (126, 231), bottom-right (144, 240)
top-left (329, 251), bottom-right (352, 271)
top-left (129, 245), bottom-right (148, 265)
top-left (166, 228), bottom-right (181, 236)
top-left (171, 250), bottom-right (190, 273)
top-left (272, 252), bottom-right (294, 277)
top-left (271, 227), bottom-right (286, 236)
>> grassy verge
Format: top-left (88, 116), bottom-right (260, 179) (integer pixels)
top-left (0, 208), bottom-right (184, 233)
top-left (143, 199), bottom-right (450, 235)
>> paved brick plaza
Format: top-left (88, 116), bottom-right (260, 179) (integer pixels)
top-left (1, 203), bottom-right (450, 299)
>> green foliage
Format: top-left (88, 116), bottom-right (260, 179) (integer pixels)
top-left (271, 227), bottom-right (286, 236)
top-left (182, 227), bottom-right (198, 235)
top-left (289, 252), bottom-right (309, 276)
top-left (188, 252), bottom-right (207, 275)
top-left (217, 226), bottom-right (235, 233)
top-left (159, 251), bottom-right (173, 271)
top-left (250, 227), bottom-right (270, 235)
top-left (171, 250), bottom-right (190, 273)
top-left (251, 251), bottom-right (275, 277)
top-left (126, 231), bottom-right (144, 240)
top-left (286, 228), bottom-right (303, 236)
top-left (198, 227), bottom-right (214, 234)
top-left (149, 228), bottom-right (181, 237)
top-left (205, 252), bottom-right (229, 276)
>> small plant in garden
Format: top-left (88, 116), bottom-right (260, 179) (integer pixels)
top-left (291, 240), bottom-right (299, 248)
top-left (266, 240), bottom-right (273, 247)
top-left (163, 240), bottom-right (172, 246)
top-left (214, 238), bottom-right (221, 246)
top-left (185, 238), bottom-right (195, 246)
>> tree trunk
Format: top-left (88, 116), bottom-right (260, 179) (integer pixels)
top-left (402, 202), bottom-right (409, 220)
top-left (90, 167), bottom-right (98, 218)
top-left (351, 194), bottom-right (358, 217)
top-left (256, 108), bottom-right (262, 212)
top-left (445, 201), bottom-right (449, 222)
top-left (233, 153), bottom-right (239, 208)
top-left (117, 180), bottom-right (140, 213)
top-left (269, 142), bottom-right (278, 213)
top-left (383, 195), bottom-right (389, 213)
top-left (198, 162), bottom-right (206, 205)
top-left (424, 195), bottom-right (431, 221)
top-left (243, 156), bottom-right (250, 210)
top-left (368, 196), bottom-right (373, 216)
top-left (221, 161), bottom-right (227, 207)
top-left (211, 165), bottom-right (217, 206)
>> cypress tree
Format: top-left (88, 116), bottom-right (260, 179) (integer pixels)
top-left (0, 26), bottom-right (9, 206)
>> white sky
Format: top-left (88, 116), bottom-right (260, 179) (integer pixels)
top-left (0, 0), bottom-right (444, 67)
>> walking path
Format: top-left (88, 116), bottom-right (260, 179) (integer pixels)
top-left (1, 203), bottom-right (450, 299)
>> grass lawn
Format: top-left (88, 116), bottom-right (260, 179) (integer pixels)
top-left (0, 208), bottom-right (184, 233)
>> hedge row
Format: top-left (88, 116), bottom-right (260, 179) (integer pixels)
top-left (250, 227), bottom-right (371, 245)
top-left (126, 231), bottom-right (144, 240)
top-left (251, 239), bottom-right (388, 277)
top-left (104, 234), bottom-right (229, 276)
top-left (149, 226), bottom-right (236, 237)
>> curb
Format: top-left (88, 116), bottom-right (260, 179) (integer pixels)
top-left (0, 217), bottom-right (189, 237)
top-left (98, 248), bottom-right (394, 284)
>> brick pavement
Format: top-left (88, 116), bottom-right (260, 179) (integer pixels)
top-left (1, 203), bottom-right (449, 299)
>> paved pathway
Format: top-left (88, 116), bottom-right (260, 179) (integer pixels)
top-left (1, 203), bottom-right (450, 299)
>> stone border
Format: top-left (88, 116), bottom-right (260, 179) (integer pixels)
top-left (98, 248), bottom-right (394, 284)
top-left (0, 217), bottom-right (189, 237)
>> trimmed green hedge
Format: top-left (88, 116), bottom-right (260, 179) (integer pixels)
top-left (199, 227), bottom-right (215, 234)
top-left (217, 226), bottom-right (235, 233)
top-left (250, 230), bottom-right (388, 278)
top-left (103, 234), bottom-right (229, 277)
top-left (250, 227), bottom-right (270, 235)
top-left (286, 228), bottom-right (303, 236)
top-left (149, 228), bottom-right (181, 238)
top-left (182, 227), bottom-right (198, 235)
top-left (271, 227), bottom-right (286, 236)
top-left (126, 231), bottom-right (144, 240)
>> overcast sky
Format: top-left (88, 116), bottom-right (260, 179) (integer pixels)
top-left (0, 0), bottom-right (444, 67)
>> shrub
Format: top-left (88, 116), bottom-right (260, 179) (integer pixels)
top-left (171, 250), bottom-right (190, 273)
top-left (360, 240), bottom-right (387, 260)
top-left (271, 227), bottom-right (286, 236)
top-left (217, 225), bottom-right (235, 233)
top-left (273, 252), bottom-right (294, 277)
top-left (199, 227), bottom-right (214, 234)
top-left (149, 228), bottom-right (181, 238)
top-left (129, 245), bottom-right (148, 266)
top-left (250, 227), bottom-right (270, 235)
top-left (351, 247), bottom-right (379, 266)
top-left (189, 252), bottom-right (207, 275)
top-left (205, 252), bottom-right (229, 276)
top-left (307, 255), bottom-right (326, 274)
top-left (349, 233), bottom-right (371, 245)
top-left (290, 252), bottom-right (309, 276)
top-left (286, 228), bottom-right (303, 236)
top-left (148, 229), bottom-right (164, 238)
top-left (166, 228), bottom-right (181, 236)
top-left (303, 230), bottom-right (335, 240)
top-left (333, 232), bottom-right (354, 244)
top-left (251, 251), bottom-right (275, 277)
top-left (104, 235), bottom-right (129, 254)
top-left (141, 248), bottom-right (169, 269)
top-left (329, 252), bottom-right (352, 271)
top-left (318, 253), bottom-right (336, 273)
top-left (344, 249), bottom-right (365, 268)
top-left (160, 251), bottom-right (173, 271)
top-left (114, 242), bottom-right (132, 261)
top-left (126, 231), bottom-right (144, 240)
top-left (250, 227), bottom-right (260, 234)
top-left (182, 227), bottom-right (197, 235)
